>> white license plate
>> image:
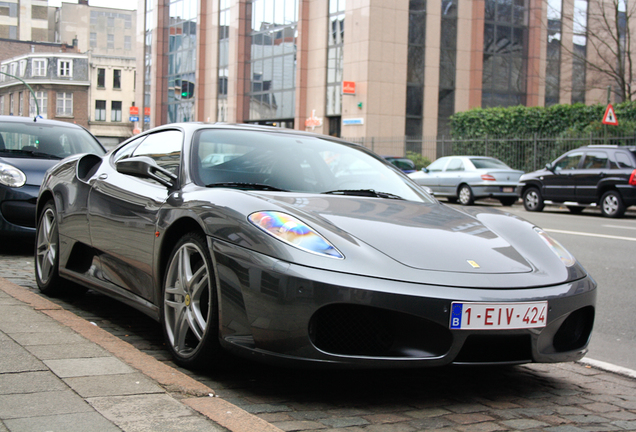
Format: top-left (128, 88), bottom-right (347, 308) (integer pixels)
top-left (450, 301), bottom-right (547, 330)
top-left (502, 187), bottom-right (514, 193)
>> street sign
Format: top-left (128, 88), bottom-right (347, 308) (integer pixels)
top-left (602, 103), bottom-right (619, 126)
top-left (129, 116), bottom-right (139, 122)
top-left (129, 106), bottom-right (139, 115)
top-left (342, 81), bottom-right (355, 95)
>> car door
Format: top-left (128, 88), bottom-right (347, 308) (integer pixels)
top-left (413, 157), bottom-right (447, 193)
top-left (574, 151), bottom-right (609, 203)
top-left (88, 129), bottom-right (183, 302)
top-left (542, 151), bottom-right (583, 202)
top-left (437, 157), bottom-right (465, 196)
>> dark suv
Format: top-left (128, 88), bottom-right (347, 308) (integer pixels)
top-left (517, 145), bottom-right (636, 218)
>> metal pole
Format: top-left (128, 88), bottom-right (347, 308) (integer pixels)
top-left (0, 71), bottom-right (40, 119)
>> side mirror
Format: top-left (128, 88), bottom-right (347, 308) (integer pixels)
top-left (545, 163), bottom-right (555, 173)
top-left (116, 156), bottom-right (177, 188)
top-left (422, 167), bottom-right (429, 173)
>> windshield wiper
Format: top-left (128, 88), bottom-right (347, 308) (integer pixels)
top-left (206, 182), bottom-right (289, 192)
top-left (0, 149), bottom-right (62, 159)
top-left (322, 189), bottom-right (404, 200)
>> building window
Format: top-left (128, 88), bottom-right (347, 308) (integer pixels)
top-left (56, 92), bottom-right (73, 116)
top-left (95, 100), bottom-right (106, 121)
top-left (437, 0), bottom-right (457, 137)
top-left (58, 60), bottom-right (72, 77)
top-left (32, 59), bottom-right (47, 76)
top-left (125, 14), bottom-right (132, 29)
top-left (111, 101), bottom-right (122, 122)
top-left (108, 16), bottom-right (114, 27)
top-left (572, 0), bottom-right (588, 104)
top-left (326, 0), bottom-right (345, 122)
top-left (125, 36), bottom-right (131, 50)
top-left (107, 34), bottom-right (114, 49)
top-left (97, 68), bottom-right (105, 88)
top-left (10, 62), bottom-right (17, 76)
top-left (0, 95), bottom-right (4, 115)
top-left (19, 60), bottom-right (26, 76)
top-left (9, 26), bottom-right (16, 39)
top-left (167, 0), bottom-right (198, 124)
top-left (246, 0), bottom-right (299, 124)
top-left (405, 0), bottom-right (426, 149)
top-left (545, 0), bottom-right (563, 106)
top-left (90, 32), bottom-right (97, 48)
top-left (217, 0), bottom-right (230, 121)
top-left (113, 69), bottom-right (121, 89)
top-left (18, 92), bottom-right (23, 116)
top-left (30, 91), bottom-right (47, 118)
top-left (9, 93), bottom-right (13, 115)
top-left (482, 0), bottom-right (529, 108)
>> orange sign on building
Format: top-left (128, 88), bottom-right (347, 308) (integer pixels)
top-left (342, 81), bottom-right (356, 95)
top-left (130, 106), bottom-right (139, 115)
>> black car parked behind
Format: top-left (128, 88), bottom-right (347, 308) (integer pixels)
top-left (517, 145), bottom-right (636, 218)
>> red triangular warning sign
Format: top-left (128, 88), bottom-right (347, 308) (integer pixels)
top-left (602, 104), bottom-right (619, 126)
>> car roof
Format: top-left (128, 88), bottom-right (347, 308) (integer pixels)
top-left (0, 115), bottom-right (86, 129)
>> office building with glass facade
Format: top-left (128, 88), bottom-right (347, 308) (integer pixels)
top-left (138, 0), bottom-right (599, 158)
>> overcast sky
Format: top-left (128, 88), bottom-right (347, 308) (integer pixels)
top-left (49, 0), bottom-right (137, 11)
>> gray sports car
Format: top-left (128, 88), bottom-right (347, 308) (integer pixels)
top-left (35, 123), bottom-right (596, 369)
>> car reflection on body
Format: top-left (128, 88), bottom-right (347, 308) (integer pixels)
top-left (0, 116), bottom-right (106, 239)
top-left (35, 123), bottom-right (595, 369)
top-left (383, 156), bottom-right (416, 173)
top-left (409, 156), bottom-right (524, 206)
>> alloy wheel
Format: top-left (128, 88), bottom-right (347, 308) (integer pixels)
top-left (36, 207), bottom-right (58, 285)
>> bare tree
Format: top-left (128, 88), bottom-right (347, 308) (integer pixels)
top-left (553, 0), bottom-right (636, 102)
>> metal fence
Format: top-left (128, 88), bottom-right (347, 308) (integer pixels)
top-left (344, 132), bottom-right (636, 173)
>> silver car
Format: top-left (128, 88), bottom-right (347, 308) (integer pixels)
top-left (409, 156), bottom-right (524, 206)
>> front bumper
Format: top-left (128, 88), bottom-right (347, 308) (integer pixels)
top-left (211, 239), bottom-right (596, 368)
top-left (471, 183), bottom-right (519, 199)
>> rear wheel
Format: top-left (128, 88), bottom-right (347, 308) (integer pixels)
top-left (523, 187), bottom-right (544, 212)
top-left (458, 185), bottom-right (474, 205)
top-left (600, 190), bottom-right (625, 218)
top-left (162, 232), bottom-right (221, 369)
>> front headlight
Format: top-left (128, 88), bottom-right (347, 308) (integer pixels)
top-left (0, 162), bottom-right (27, 187)
top-left (534, 227), bottom-right (576, 267)
top-left (248, 211), bottom-right (344, 259)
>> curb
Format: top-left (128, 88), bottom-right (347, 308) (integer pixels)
top-left (0, 277), bottom-right (283, 432)
top-left (579, 357), bottom-right (636, 380)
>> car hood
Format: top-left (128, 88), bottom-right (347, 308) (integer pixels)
top-left (192, 189), bottom-right (587, 288)
top-left (271, 195), bottom-right (531, 273)
top-left (0, 155), bottom-right (60, 187)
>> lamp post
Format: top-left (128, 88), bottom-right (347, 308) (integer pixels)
top-left (0, 71), bottom-right (40, 119)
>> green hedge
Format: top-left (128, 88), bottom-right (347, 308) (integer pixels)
top-left (449, 101), bottom-right (636, 138)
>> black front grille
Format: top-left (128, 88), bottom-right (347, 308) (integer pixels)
top-left (310, 304), bottom-right (452, 358)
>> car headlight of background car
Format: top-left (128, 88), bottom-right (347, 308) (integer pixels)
top-left (0, 162), bottom-right (27, 188)
top-left (249, 211), bottom-right (344, 259)
top-left (534, 227), bottom-right (576, 267)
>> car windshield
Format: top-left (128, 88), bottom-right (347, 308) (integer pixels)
top-left (192, 129), bottom-right (434, 203)
top-left (469, 158), bottom-right (511, 169)
top-left (0, 121), bottom-right (105, 159)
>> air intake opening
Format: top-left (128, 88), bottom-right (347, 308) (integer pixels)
top-left (309, 304), bottom-right (452, 358)
top-left (553, 306), bottom-right (594, 352)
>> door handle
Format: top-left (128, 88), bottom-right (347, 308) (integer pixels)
top-left (98, 173), bottom-right (108, 180)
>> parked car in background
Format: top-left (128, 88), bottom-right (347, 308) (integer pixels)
top-left (383, 156), bottom-right (416, 173)
top-left (517, 145), bottom-right (636, 218)
top-left (408, 156), bottom-right (523, 206)
top-left (35, 123), bottom-right (594, 369)
top-left (0, 116), bottom-right (106, 238)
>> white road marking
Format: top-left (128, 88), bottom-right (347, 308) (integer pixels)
top-left (602, 224), bottom-right (636, 231)
top-left (544, 228), bottom-right (636, 242)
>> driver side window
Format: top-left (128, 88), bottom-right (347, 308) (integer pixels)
top-left (554, 152), bottom-right (583, 170)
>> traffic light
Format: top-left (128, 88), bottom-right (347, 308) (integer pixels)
top-left (181, 80), bottom-right (195, 99)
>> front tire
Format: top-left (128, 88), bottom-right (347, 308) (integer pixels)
top-left (600, 190), bottom-right (625, 218)
top-left (162, 232), bottom-right (221, 369)
top-left (35, 202), bottom-right (62, 296)
top-left (458, 185), bottom-right (474, 205)
top-left (523, 187), bottom-right (544, 212)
